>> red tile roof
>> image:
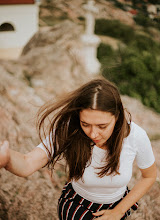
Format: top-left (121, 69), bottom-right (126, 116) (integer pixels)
top-left (0, 0), bottom-right (34, 4)
top-left (128, 9), bottom-right (138, 15)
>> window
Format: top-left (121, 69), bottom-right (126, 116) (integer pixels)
top-left (0, 23), bottom-right (15, 32)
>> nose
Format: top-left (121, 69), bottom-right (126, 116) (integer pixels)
top-left (90, 127), bottom-right (98, 139)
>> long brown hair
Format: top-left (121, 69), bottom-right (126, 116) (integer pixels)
top-left (36, 77), bottom-right (131, 180)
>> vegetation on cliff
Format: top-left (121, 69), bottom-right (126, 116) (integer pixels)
top-left (95, 19), bottom-right (160, 113)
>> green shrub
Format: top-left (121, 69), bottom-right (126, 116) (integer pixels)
top-left (130, 34), bottom-right (158, 52)
top-left (97, 43), bottom-right (114, 60)
top-left (134, 14), bottom-right (160, 30)
top-left (41, 14), bottom-right (68, 26)
top-left (95, 19), bottom-right (135, 43)
top-left (147, 0), bottom-right (160, 4)
top-left (78, 16), bottom-right (85, 21)
top-left (134, 14), bottom-right (152, 27)
top-left (95, 18), bottom-right (160, 112)
top-left (108, 0), bottom-right (126, 10)
top-left (98, 44), bottom-right (160, 112)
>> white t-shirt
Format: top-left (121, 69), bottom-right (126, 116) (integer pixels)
top-left (37, 122), bottom-right (155, 204)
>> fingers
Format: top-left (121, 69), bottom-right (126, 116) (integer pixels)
top-left (0, 141), bottom-right (9, 149)
top-left (93, 216), bottom-right (103, 220)
top-left (0, 141), bottom-right (9, 154)
top-left (93, 210), bottom-right (105, 216)
top-left (0, 140), bottom-right (10, 168)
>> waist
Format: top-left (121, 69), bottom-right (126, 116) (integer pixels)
top-left (71, 180), bottom-right (127, 204)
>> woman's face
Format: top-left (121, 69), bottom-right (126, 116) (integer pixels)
top-left (80, 109), bottom-right (116, 149)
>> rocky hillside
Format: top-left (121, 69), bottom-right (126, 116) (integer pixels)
top-left (0, 1), bottom-right (160, 219)
top-left (39, 0), bottom-right (135, 27)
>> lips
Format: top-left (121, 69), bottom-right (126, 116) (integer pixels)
top-left (93, 139), bottom-right (100, 143)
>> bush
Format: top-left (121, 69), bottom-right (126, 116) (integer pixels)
top-left (134, 14), bottom-right (160, 30)
top-left (95, 19), bottom-right (135, 43)
top-left (98, 44), bottom-right (160, 112)
top-left (108, 0), bottom-right (126, 10)
top-left (96, 18), bottom-right (160, 112)
top-left (97, 43), bottom-right (114, 60)
top-left (134, 14), bottom-right (152, 27)
top-left (130, 34), bottom-right (158, 52)
top-left (147, 0), bottom-right (160, 4)
top-left (41, 14), bottom-right (68, 26)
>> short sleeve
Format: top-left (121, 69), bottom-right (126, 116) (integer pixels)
top-left (37, 135), bottom-right (54, 159)
top-left (134, 127), bottom-right (155, 169)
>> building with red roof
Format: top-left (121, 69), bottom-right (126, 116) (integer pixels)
top-left (0, 0), bottom-right (39, 59)
top-left (0, 0), bottom-right (34, 4)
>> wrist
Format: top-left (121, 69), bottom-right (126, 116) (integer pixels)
top-left (112, 207), bottom-right (125, 218)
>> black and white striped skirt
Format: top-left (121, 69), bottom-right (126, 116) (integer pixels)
top-left (58, 182), bottom-right (138, 220)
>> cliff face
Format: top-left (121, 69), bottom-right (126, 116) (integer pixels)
top-left (0, 1), bottom-right (160, 220)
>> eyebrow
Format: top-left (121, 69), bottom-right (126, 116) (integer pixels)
top-left (80, 120), bottom-right (109, 126)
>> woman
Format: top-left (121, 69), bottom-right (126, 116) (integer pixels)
top-left (0, 78), bottom-right (157, 220)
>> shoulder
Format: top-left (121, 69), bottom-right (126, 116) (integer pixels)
top-left (124, 121), bottom-right (150, 149)
top-left (130, 121), bottom-right (146, 135)
top-left (36, 135), bottom-right (54, 158)
top-left (129, 121), bottom-right (148, 140)
top-left (123, 122), bottom-right (155, 169)
top-left (129, 123), bottom-right (155, 169)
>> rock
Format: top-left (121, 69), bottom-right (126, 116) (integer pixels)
top-left (122, 95), bottom-right (160, 139)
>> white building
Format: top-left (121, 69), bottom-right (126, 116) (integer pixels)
top-left (147, 4), bottom-right (160, 19)
top-left (0, 0), bottom-right (39, 59)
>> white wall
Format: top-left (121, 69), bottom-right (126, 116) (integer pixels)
top-left (0, 4), bottom-right (39, 49)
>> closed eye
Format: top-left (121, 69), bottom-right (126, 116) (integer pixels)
top-left (81, 123), bottom-right (89, 127)
top-left (81, 121), bottom-right (109, 129)
top-left (98, 125), bottom-right (107, 129)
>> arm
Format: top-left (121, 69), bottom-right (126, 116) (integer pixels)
top-left (93, 162), bottom-right (157, 220)
top-left (0, 141), bottom-right (49, 177)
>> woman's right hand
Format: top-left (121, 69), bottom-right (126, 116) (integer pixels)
top-left (0, 141), bottom-right (10, 168)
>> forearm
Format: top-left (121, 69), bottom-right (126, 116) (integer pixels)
top-left (5, 149), bottom-right (30, 177)
top-left (113, 172), bottom-right (157, 217)
top-left (5, 147), bottom-right (49, 177)
top-left (93, 175), bottom-right (157, 220)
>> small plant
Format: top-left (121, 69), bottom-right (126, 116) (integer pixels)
top-left (134, 13), bottom-right (160, 30)
top-left (108, 0), bottom-right (126, 11)
top-left (95, 19), bottom-right (135, 43)
top-left (23, 71), bottom-right (32, 87)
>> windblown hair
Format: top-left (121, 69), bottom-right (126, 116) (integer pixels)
top-left (36, 78), bottom-right (131, 180)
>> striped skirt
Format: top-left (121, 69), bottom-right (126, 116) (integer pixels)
top-left (58, 182), bottom-right (138, 220)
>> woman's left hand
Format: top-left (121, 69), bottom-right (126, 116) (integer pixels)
top-left (0, 141), bottom-right (10, 168)
top-left (92, 209), bottom-right (122, 220)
